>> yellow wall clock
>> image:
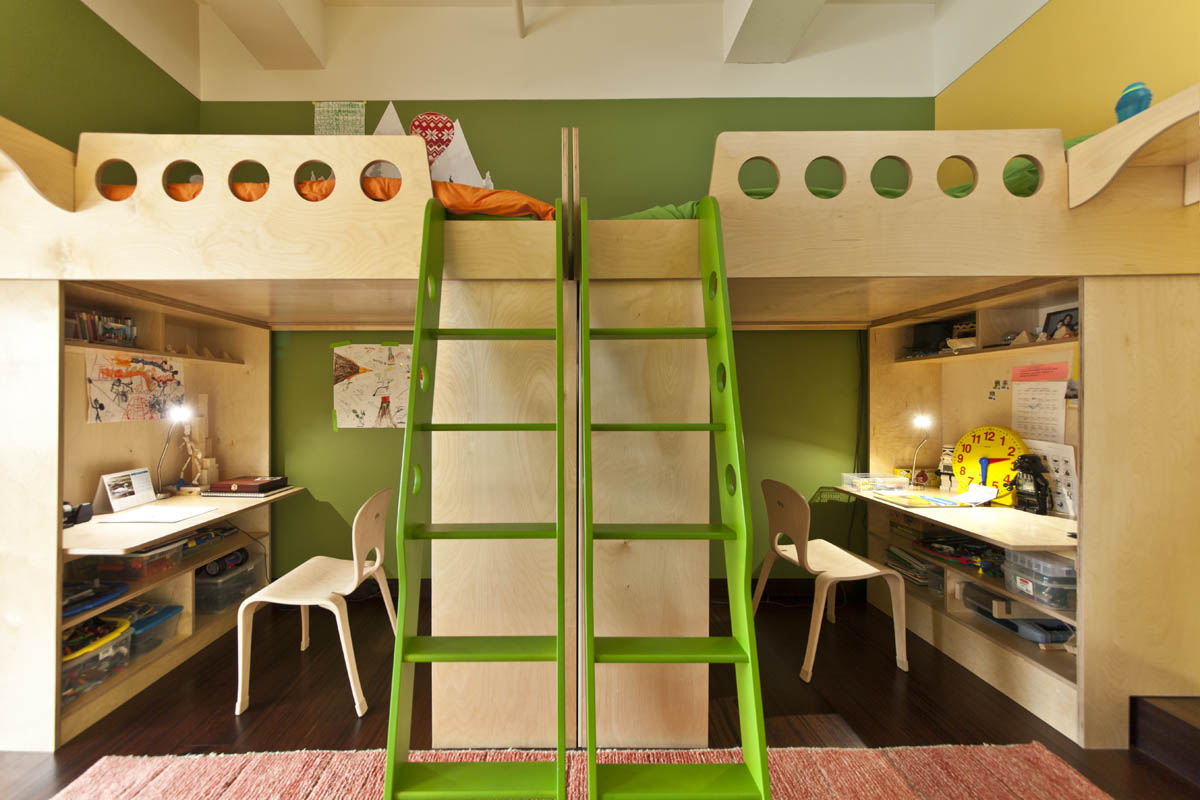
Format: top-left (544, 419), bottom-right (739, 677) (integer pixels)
top-left (951, 425), bottom-right (1029, 506)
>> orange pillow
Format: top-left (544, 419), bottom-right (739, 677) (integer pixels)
top-left (433, 181), bottom-right (555, 220)
top-left (296, 177), bottom-right (336, 202)
top-left (231, 181), bottom-right (269, 202)
top-left (165, 182), bottom-right (203, 202)
top-left (362, 176), bottom-right (402, 201)
top-left (99, 184), bottom-right (135, 201)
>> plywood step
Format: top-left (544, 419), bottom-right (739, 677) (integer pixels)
top-left (596, 763), bottom-right (760, 800)
top-left (594, 636), bottom-right (747, 664)
top-left (392, 761), bottom-right (559, 799)
top-left (402, 636), bottom-right (556, 663)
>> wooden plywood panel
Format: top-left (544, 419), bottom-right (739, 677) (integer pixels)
top-left (588, 279), bottom-right (709, 747)
top-left (711, 129), bottom-right (1200, 278)
top-left (588, 221), bottom-right (699, 279)
top-left (0, 115), bottom-right (73, 210)
top-left (869, 326), bottom-right (942, 474)
top-left (0, 281), bottom-right (61, 751)
top-left (430, 280), bottom-right (576, 747)
top-left (444, 221), bottom-right (557, 280)
top-left (1078, 275), bottom-right (1200, 748)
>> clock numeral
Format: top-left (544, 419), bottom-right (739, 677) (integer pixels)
top-left (1007, 446), bottom-right (1016, 457)
top-left (962, 444), bottom-right (972, 454)
top-left (1000, 435), bottom-right (1006, 445)
top-left (971, 434), bottom-right (981, 444)
top-left (958, 466), bottom-right (966, 475)
top-left (984, 431), bottom-right (995, 442)
top-left (956, 453), bottom-right (964, 463)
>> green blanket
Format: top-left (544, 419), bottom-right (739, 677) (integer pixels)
top-left (619, 134), bottom-right (1095, 219)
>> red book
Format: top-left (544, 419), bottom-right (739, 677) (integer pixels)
top-left (208, 476), bottom-right (288, 494)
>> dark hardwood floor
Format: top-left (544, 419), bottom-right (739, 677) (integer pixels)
top-left (4, 586), bottom-right (1197, 800)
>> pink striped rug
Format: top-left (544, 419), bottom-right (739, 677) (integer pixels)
top-left (52, 743), bottom-right (1110, 799)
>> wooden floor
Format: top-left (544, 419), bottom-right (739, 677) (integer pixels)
top-left (4, 586), bottom-right (1197, 800)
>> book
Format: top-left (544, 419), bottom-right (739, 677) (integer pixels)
top-left (201, 486), bottom-right (292, 499)
top-left (208, 475), bottom-right (288, 494)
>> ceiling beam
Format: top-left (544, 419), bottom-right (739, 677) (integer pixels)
top-left (207, 0), bottom-right (325, 69)
top-left (723, 0), bottom-right (826, 64)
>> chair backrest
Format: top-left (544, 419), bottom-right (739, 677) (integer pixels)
top-left (760, 479), bottom-right (816, 573)
top-left (346, 487), bottom-right (394, 592)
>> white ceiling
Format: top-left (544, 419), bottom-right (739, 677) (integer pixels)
top-left (86, 0), bottom-right (1047, 101)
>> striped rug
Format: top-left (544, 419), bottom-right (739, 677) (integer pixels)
top-left (52, 743), bottom-right (1111, 799)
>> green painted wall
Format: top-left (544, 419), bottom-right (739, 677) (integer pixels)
top-left (0, 0), bottom-right (198, 151)
top-left (201, 98), bottom-right (931, 217)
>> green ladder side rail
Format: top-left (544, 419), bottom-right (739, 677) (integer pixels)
top-left (383, 199), bottom-right (568, 800)
top-left (580, 196), bottom-right (771, 800)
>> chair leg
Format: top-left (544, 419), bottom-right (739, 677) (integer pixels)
top-left (300, 605), bottom-right (310, 652)
top-left (751, 550), bottom-right (779, 615)
top-left (883, 572), bottom-right (909, 672)
top-left (825, 583), bottom-right (837, 624)
top-left (235, 600), bottom-right (264, 715)
top-left (373, 570), bottom-right (398, 635)
top-left (800, 574), bottom-right (834, 683)
top-left (325, 596), bottom-right (368, 716)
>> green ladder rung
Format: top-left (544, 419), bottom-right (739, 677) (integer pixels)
top-left (402, 636), bottom-right (556, 663)
top-left (595, 763), bottom-right (761, 800)
top-left (392, 761), bottom-right (559, 800)
top-left (415, 423), bottom-right (556, 432)
top-left (408, 523), bottom-right (557, 540)
top-left (593, 524), bottom-right (736, 541)
top-left (594, 636), bottom-right (748, 664)
top-left (590, 327), bottom-right (716, 340)
top-left (591, 423), bottom-right (725, 432)
top-left (433, 328), bottom-right (557, 341)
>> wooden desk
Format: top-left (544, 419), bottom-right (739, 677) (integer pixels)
top-left (830, 486), bottom-right (1078, 554)
top-left (63, 487), bottom-right (305, 556)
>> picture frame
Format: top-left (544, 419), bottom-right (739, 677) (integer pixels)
top-left (1042, 307), bottom-right (1079, 339)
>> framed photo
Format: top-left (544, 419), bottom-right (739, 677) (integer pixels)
top-left (1043, 307), bottom-right (1079, 339)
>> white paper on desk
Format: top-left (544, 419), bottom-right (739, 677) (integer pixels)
top-left (98, 505), bottom-right (216, 524)
top-left (1012, 380), bottom-right (1067, 443)
top-left (959, 484), bottom-right (999, 506)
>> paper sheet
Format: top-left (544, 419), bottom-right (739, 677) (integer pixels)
top-left (98, 504), bottom-right (216, 524)
top-left (1012, 381), bottom-right (1067, 442)
top-left (332, 343), bottom-right (412, 428)
top-left (1024, 439), bottom-right (1078, 519)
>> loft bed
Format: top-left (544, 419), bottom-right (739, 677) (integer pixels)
top-left (0, 88), bottom-right (1195, 753)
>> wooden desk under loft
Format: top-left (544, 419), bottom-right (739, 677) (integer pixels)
top-left (830, 485), bottom-right (1080, 740)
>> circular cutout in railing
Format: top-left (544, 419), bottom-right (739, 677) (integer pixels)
top-left (738, 157), bottom-right (779, 199)
top-left (1003, 155), bottom-right (1043, 197)
top-left (163, 160), bottom-right (203, 202)
top-left (229, 160), bottom-right (270, 202)
top-left (937, 156), bottom-right (977, 197)
top-left (96, 159), bottom-right (137, 201)
top-left (361, 160), bottom-right (402, 201)
top-left (725, 464), bottom-right (738, 496)
top-left (295, 160), bottom-right (335, 202)
top-left (716, 363), bottom-right (727, 393)
top-left (870, 156), bottom-right (910, 198)
top-left (804, 157), bottom-right (844, 199)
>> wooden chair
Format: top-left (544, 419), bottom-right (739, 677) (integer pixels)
top-left (753, 479), bottom-right (908, 682)
top-left (235, 488), bottom-right (397, 717)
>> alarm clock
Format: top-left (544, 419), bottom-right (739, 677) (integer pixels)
top-left (951, 425), bottom-right (1029, 506)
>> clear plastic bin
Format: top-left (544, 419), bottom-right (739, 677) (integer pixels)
top-left (1003, 550), bottom-right (1077, 611)
top-left (842, 473), bottom-right (908, 492)
top-left (89, 541), bottom-right (183, 581)
top-left (61, 617), bottom-right (132, 704)
top-left (130, 605), bottom-right (183, 658)
top-left (196, 553), bottom-right (265, 614)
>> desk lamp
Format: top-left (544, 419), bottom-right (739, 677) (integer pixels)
top-left (156, 405), bottom-right (193, 498)
top-left (911, 414), bottom-right (932, 487)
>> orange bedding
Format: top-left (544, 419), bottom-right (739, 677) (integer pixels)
top-left (101, 178), bottom-right (554, 220)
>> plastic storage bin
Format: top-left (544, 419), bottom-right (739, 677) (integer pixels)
top-left (92, 541), bottom-right (183, 581)
top-left (196, 553), bottom-right (265, 614)
top-left (841, 473), bottom-right (908, 492)
top-left (61, 617), bottom-right (132, 704)
top-left (130, 605), bottom-right (183, 658)
top-left (1003, 550), bottom-right (1077, 611)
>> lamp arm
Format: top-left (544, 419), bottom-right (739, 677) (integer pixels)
top-left (156, 421), bottom-right (178, 496)
top-left (910, 434), bottom-right (929, 487)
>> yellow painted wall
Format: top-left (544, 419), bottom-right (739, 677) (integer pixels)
top-left (937, 0), bottom-right (1199, 136)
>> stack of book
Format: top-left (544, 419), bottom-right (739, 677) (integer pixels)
top-left (65, 311), bottom-right (137, 346)
top-left (885, 545), bottom-right (944, 594)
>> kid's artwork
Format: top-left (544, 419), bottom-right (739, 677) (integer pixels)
top-left (333, 343), bottom-right (412, 429)
top-left (409, 111), bottom-right (493, 188)
top-left (373, 102), bottom-right (406, 135)
top-left (85, 352), bottom-right (185, 423)
top-left (314, 100), bottom-right (366, 135)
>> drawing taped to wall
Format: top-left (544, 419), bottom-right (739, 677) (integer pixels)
top-left (333, 343), bottom-right (412, 429)
top-left (85, 351), bottom-right (185, 423)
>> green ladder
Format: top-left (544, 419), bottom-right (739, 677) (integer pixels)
top-left (580, 197), bottom-right (772, 800)
top-left (383, 199), bottom-right (569, 799)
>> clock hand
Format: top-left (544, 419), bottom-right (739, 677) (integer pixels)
top-left (979, 457), bottom-right (1011, 488)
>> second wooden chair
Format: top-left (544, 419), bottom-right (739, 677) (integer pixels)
top-left (753, 479), bottom-right (908, 682)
